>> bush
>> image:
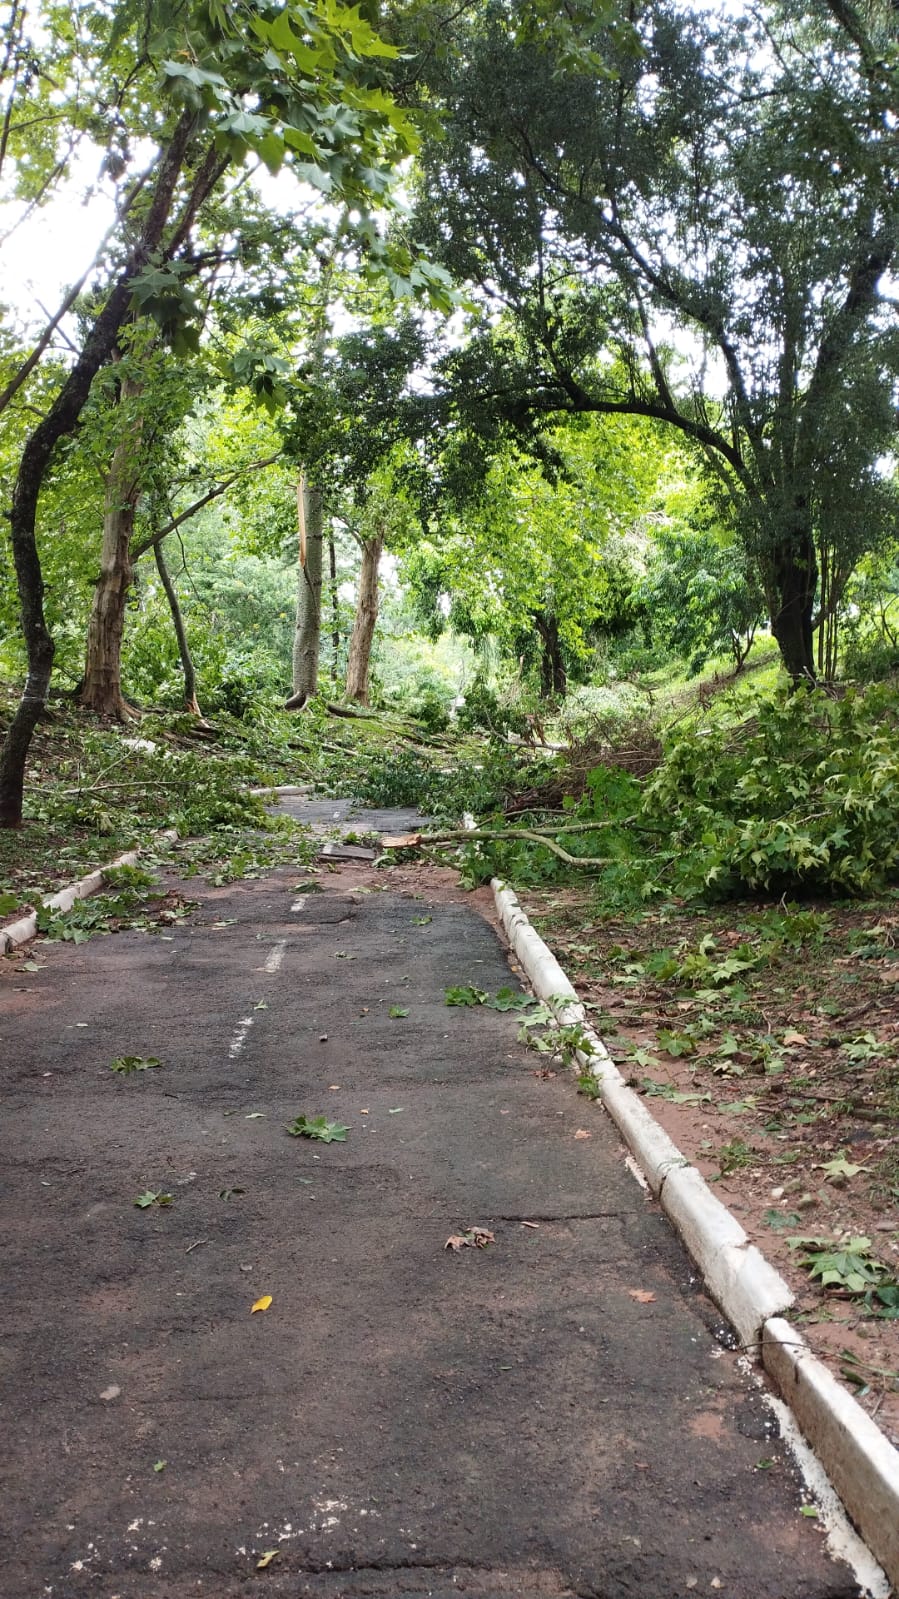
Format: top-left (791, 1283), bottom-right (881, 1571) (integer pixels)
top-left (841, 629), bottom-right (899, 684)
top-left (456, 676), bottom-right (530, 737)
top-left (642, 684), bottom-right (899, 895)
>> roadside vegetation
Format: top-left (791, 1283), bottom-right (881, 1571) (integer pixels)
top-left (2, 0), bottom-right (898, 1437)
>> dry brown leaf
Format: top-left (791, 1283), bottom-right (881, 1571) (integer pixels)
top-left (627, 1289), bottom-right (656, 1304)
top-left (250, 1295), bottom-right (273, 1314)
top-left (574, 1128), bottom-right (592, 1140)
top-left (783, 1029), bottom-right (808, 1046)
top-left (445, 1226), bottom-right (495, 1251)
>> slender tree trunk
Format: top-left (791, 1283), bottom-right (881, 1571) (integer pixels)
top-left (345, 534), bottom-right (383, 705)
top-left (535, 611), bottom-right (567, 699)
top-left (328, 530), bottom-right (340, 684)
top-left (0, 108), bottom-right (201, 826)
top-left (81, 374), bottom-right (143, 718)
top-left (154, 540), bottom-right (202, 716)
top-left (286, 474), bottom-right (323, 709)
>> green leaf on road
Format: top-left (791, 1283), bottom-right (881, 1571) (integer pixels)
top-left (111, 1055), bottom-right (162, 1074)
top-left (134, 1190), bottom-right (173, 1208)
top-left (445, 985), bottom-right (487, 1006)
top-left (286, 1115), bottom-right (349, 1143)
top-left (389, 1005), bottom-right (409, 1018)
top-left (486, 987), bottom-right (536, 1012)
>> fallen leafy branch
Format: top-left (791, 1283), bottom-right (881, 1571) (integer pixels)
top-left (382, 825), bottom-right (613, 869)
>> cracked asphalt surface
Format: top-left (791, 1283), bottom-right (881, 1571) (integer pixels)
top-left (0, 844), bottom-right (865, 1598)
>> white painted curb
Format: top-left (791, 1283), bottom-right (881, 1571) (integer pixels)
top-left (492, 878), bottom-right (899, 1588)
top-left (249, 783), bottom-right (310, 798)
top-left (0, 830), bottom-right (178, 954)
top-left (763, 1319), bottom-right (899, 1585)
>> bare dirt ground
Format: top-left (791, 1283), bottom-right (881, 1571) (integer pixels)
top-left (0, 857), bottom-right (867, 1598)
top-left (520, 885), bottom-right (899, 1450)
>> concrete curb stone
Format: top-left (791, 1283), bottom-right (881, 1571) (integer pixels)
top-left (492, 877), bottom-right (899, 1588)
top-left (763, 1318), bottom-right (899, 1585)
top-left (0, 830), bottom-right (178, 954)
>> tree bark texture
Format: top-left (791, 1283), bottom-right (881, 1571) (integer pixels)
top-left (80, 375), bottom-right (143, 718)
top-left (289, 475), bottom-right (324, 707)
top-left (0, 108), bottom-right (201, 826)
top-left (328, 530), bottom-right (340, 684)
top-left (154, 540), bottom-right (202, 716)
top-left (535, 611), bottom-right (567, 699)
top-left (345, 534), bottom-right (383, 705)
top-left (767, 509), bottom-right (818, 682)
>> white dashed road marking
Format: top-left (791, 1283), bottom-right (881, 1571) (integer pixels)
top-left (264, 940), bottom-right (287, 973)
top-left (228, 1017), bottom-right (255, 1058)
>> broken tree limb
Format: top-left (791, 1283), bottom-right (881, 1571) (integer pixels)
top-left (379, 826), bottom-right (612, 869)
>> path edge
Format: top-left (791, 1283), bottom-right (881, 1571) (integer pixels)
top-left (492, 877), bottom-right (899, 1589)
top-left (0, 830), bottom-right (178, 954)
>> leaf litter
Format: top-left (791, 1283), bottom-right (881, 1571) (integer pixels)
top-left (445, 1226), bottom-right (495, 1252)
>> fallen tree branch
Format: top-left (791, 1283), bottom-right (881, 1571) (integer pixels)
top-left (381, 826), bottom-right (612, 869)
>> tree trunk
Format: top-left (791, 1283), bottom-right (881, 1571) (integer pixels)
top-left (287, 474), bottom-right (324, 709)
top-left (345, 534), bottom-right (383, 705)
top-left (769, 515), bottom-right (818, 682)
top-left (81, 374), bottom-right (143, 718)
top-left (0, 107), bottom-right (201, 827)
top-left (535, 611), bottom-right (567, 699)
top-left (154, 540), bottom-right (203, 716)
top-left (328, 530), bottom-right (340, 684)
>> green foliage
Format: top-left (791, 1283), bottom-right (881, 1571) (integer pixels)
top-left (788, 1236), bottom-right (894, 1298)
top-left (456, 676), bottom-right (531, 738)
top-left (444, 985), bottom-right (487, 1006)
top-left (110, 1056), bottom-right (163, 1074)
top-left (642, 685), bottom-right (899, 895)
top-left (348, 737), bottom-right (536, 822)
top-left (716, 1138), bottom-right (755, 1176)
top-left (637, 519), bottom-right (765, 675)
top-left (412, 0), bottom-right (899, 679)
top-left (286, 1115), bottom-right (349, 1142)
top-left (35, 886), bottom-right (155, 942)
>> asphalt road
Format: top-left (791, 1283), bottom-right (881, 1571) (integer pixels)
top-left (0, 854), bottom-right (864, 1599)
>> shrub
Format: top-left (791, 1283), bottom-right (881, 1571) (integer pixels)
top-left (642, 684), bottom-right (899, 895)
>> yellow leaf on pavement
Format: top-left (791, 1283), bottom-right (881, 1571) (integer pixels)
top-left (257, 1549), bottom-right (280, 1569)
top-left (251, 1295), bottom-right (273, 1314)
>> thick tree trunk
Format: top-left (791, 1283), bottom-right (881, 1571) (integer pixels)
top-left (0, 108), bottom-right (201, 827)
top-left (535, 611), bottom-right (567, 699)
top-left (154, 540), bottom-right (202, 716)
top-left (345, 535), bottom-right (383, 705)
top-left (287, 474), bottom-right (324, 709)
top-left (769, 513), bottom-right (818, 682)
top-left (81, 375), bottom-right (143, 718)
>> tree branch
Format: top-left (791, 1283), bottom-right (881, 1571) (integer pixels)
top-left (131, 455), bottom-right (281, 559)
